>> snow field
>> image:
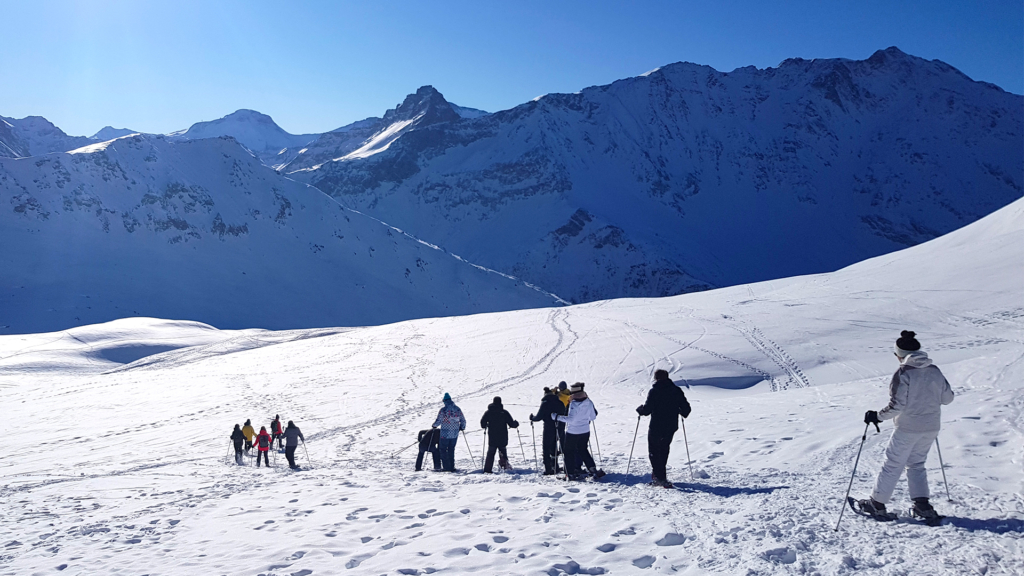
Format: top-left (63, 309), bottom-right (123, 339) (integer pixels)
top-left (1, 199), bottom-right (1022, 575)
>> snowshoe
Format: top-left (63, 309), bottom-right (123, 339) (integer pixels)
top-left (849, 497), bottom-right (897, 521)
top-left (648, 478), bottom-right (673, 488)
top-left (591, 469), bottom-right (606, 480)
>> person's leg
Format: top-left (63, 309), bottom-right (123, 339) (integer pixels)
top-left (498, 446), bottom-right (509, 469)
top-left (430, 447), bottom-right (441, 470)
top-left (577, 432), bottom-right (596, 471)
top-left (415, 447), bottom-right (427, 471)
top-left (440, 438), bottom-right (456, 471)
top-left (542, 427), bottom-right (557, 473)
top-left (906, 430), bottom-right (939, 500)
top-left (285, 445), bottom-right (297, 468)
top-left (648, 431), bottom-right (673, 481)
top-left (871, 428), bottom-right (920, 504)
top-left (564, 434), bottom-right (581, 475)
top-left (485, 444), bottom-right (497, 473)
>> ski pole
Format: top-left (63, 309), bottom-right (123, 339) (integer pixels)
top-left (481, 429), bottom-right (487, 469)
top-left (591, 421), bottom-right (603, 467)
top-left (516, 428), bottom-right (527, 466)
top-left (835, 423), bottom-right (871, 532)
top-left (626, 415), bottom-right (640, 476)
top-left (935, 437), bottom-right (951, 501)
top-left (531, 422), bottom-right (538, 472)
top-left (302, 440), bottom-right (311, 469)
top-left (462, 430), bottom-right (475, 467)
top-left (391, 440), bottom-right (418, 459)
top-left (680, 418), bottom-right (694, 481)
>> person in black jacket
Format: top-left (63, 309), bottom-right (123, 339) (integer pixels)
top-left (530, 387), bottom-right (565, 475)
top-left (230, 424), bottom-right (245, 465)
top-left (481, 396), bottom-right (519, 473)
top-left (637, 369), bottom-right (692, 487)
top-left (416, 428), bottom-right (442, 471)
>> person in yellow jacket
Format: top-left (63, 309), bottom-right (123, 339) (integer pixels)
top-left (557, 381), bottom-right (571, 408)
top-left (241, 419), bottom-right (256, 454)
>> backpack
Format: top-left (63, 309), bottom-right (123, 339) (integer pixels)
top-left (258, 434), bottom-right (269, 449)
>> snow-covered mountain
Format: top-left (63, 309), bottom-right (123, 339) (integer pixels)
top-left (0, 115), bottom-right (94, 158)
top-left (91, 126), bottom-right (139, 141)
top-left (294, 47), bottom-right (1023, 304)
top-left (0, 134), bottom-right (563, 334)
top-left (2, 195), bottom-right (1021, 573)
top-left (166, 109), bottom-right (320, 169)
top-left (280, 86), bottom-right (481, 172)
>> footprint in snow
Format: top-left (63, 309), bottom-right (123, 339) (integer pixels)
top-left (597, 543), bottom-right (616, 552)
top-left (360, 536), bottom-right (373, 543)
top-left (443, 547), bottom-right (470, 557)
top-left (492, 535), bottom-right (509, 543)
top-left (632, 555), bottom-right (656, 569)
top-left (474, 543), bottom-right (491, 552)
top-left (655, 533), bottom-right (686, 546)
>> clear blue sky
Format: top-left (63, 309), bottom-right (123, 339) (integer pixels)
top-left (2, 0), bottom-right (1021, 137)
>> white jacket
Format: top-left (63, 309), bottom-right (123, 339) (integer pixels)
top-left (878, 352), bottom-right (954, 433)
top-left (555, 396), bottom-right (597, 435)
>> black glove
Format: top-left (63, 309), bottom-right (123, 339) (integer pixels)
top-left (864, 410), bottom-right (881, 432)
top-left (636, 405), bottom-right (644, 415)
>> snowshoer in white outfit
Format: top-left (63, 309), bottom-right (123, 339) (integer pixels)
top-left (861, 331), bottom-right (954, 521)
top-left (553, 383), bottom-right (605, 480)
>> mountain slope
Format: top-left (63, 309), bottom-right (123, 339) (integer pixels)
top-left (166, 109), bottom-right (320, 169)
top-left (0, 134), bottom-right (562, 334)
top-left (296, 47), bottom-right (1023, 304)
top-left (1, 200), bottom-right (1021, 573)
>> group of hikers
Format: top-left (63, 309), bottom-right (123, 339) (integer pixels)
top-left (224, 331), bottom-right (955, 522)
top-left (229, 414), bottom-right (305, 469)
top-left (415, 374), bottom-right (689, 485)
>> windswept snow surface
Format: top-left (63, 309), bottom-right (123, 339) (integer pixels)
top-left (2, 199), bottom-right (1023, 575)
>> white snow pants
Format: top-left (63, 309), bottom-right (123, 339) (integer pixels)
top-left (871, 427), bottom-right (939, 504)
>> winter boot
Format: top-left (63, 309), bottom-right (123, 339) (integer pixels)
top-left (912, 497), bottom-right (941, 523)
top-left (588, 467), bottom-right (606, 480)
top-left (858, 498), bottom-right (889, 517)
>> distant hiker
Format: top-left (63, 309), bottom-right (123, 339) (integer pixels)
top-left (553, 383), bottom-right (605, 480)
top-left (241, 419), bottom-right (256, 453)
top-left (530, 387), bottom-right (566, 475)
top-left (282, 420), bottom-right (305, 469)
top-left (230, 424), bottom-right (246, 465)
top-left (432, 393), bottom-right (466, 472)
top-left (271, 416), bottom-right (284, 450)
top-left (416, 428), bottom-right (442, 471)
top-left (637, 369), bottom-right (692, 488)
top-left (859, 331), bottom-right (954, 521)
top-left (481, 396), bottom-right (520, 473)
top-left (254, 426), bottom-right (272, 467)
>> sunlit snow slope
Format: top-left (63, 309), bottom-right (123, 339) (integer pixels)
top-left (1, 199), bottom-right (1022, 575)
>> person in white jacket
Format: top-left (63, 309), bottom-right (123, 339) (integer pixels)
top-left (861, 331), bottom-right (954, 521)
top-left (553, 383), bottom-right (606, 480)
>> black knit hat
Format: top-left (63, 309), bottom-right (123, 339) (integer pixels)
top-left (895, 330), bottom-right (921, 357)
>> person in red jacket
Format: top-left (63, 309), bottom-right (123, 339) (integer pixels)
top-left (254, 426), bottom-right (272, 467)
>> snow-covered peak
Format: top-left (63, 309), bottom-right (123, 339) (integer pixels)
top-left (381, 85), bottom-right (461, 127)
top-left (168, 109), bottom-right (319, 156)
top-left (0, 114), bottom-right (93, 157)
top-left (92, 126), bottom-right (139, 141)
